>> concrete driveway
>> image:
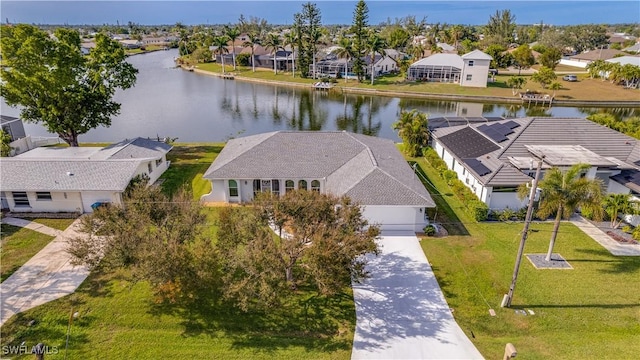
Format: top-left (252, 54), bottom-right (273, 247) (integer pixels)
top-left (1, 218), bottom-right (89, 327)
top-left (351, 232), bottom-right (483, 359)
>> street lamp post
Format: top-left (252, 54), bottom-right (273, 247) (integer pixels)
top-left (502, 155), bottom-right (545, 308)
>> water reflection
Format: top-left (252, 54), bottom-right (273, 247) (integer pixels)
top-left (1, 48), bottom-right (636, 143)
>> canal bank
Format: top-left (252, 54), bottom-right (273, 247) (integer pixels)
top-left (184, 65), bottom-right (640, 108)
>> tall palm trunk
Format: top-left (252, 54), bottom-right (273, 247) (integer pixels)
top-left (546, 205), bottom-right (563, 261)
top-left (251, 47), bottom-right (256, 72)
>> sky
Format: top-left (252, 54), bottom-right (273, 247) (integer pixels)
top-left (1, 1), bottom-right (638, 26)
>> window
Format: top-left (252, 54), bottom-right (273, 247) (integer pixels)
top-left (229, 180), bottom-right (238, 197)
top-left (156, 159), bottom-right (163, 167)
top-left (148, 162), bottom-right (153, 174)
top-left (311, 180), bottom-right (320, 192)
top-left (285, 180), bottom-right (295, 192)
top-left (272, 179), bottom-right (280, 196)
top-left (13, 192), bottom-right (29, 207)
top-left (466, 74), bottom-right (472, 81)
top-left (468, 60), bottom-right (474, 67)
top-left (253, 179), bottom-right (261, 195)
top-left (36, 192), bottom-right (52, 201)
top-left (298, 180), bottom-right (308, 190)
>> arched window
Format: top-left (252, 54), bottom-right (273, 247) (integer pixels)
top-left (285, 180), bottom-right (295, 192)
top-left (229, 180), bottom-right (238, 197)
top-left (311, 180), bottom-right (320, 192)
top-left (298, 180), bottom-right (307, 190)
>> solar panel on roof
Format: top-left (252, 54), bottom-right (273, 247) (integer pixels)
top-left (503, 120), bottom-right (520, 129)
top-left (478, 126), bottom-right (508, 143)
top-left (491, 123), bottom-right (514, 136)
top-left (467, 117), bottom-right (486, 122)
top-left (464, 158), bottom-right (492, 176)
top-left (485, 117), bottom-right (505, 121)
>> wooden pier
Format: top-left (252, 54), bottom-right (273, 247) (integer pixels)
top-left (520, 92), bottom-right (553, 106)
top-left (313, 82), bottom-right (334, 90)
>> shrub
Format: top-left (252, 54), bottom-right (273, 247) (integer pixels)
top-left (633, 226), bottom-right (640, 241)
top-left (470, 201), bottom-right (489, 221)
top-left (236, 53), bottom-right (251, 66)
top-left (516, 207), bottom-right (528, 221)
top-left (500, 208), bottom-right (516, 222)
top-left (423, 224), bottom-right (436, 236)
top-left (442, 169), bottom-right (458, 183)
top-left (622, 225), bottom-right (633, 234)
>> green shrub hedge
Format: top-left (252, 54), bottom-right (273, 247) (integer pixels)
top-left (422, 148), bottom-right (489, 221)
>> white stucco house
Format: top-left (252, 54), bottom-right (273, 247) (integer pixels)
top-left (0, 138), bottom-right (172, 214)
top-left (430, 117), bottom-right (640, 211)
top-left (201, 131), bottom-right (435, 232)
top-left (408, 50), bottom-right (493, 88)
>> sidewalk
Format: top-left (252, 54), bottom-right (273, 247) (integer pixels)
top-left (570, 215), bottom-right (640, 256)
top-left (0, 218), bottom-right (90, 327)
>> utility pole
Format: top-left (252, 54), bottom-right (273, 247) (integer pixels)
top-left (502, 155), bottom-right (545, 308)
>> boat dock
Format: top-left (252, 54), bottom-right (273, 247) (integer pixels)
top-left (313, 82), bottom-right (334, 90)
top-left (521, 92), bottom-right (553, 106)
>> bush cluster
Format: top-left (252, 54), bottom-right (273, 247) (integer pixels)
top-left (488, 207), bottom-right (528, 222)
top-left (423, 148), bottom-right (489, 221)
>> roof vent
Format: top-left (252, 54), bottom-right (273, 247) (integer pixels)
top-left (67, 172), bottom-right (74, 176)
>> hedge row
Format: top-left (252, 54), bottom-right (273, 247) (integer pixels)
top-left (423, 148), bottom-right (489, 221)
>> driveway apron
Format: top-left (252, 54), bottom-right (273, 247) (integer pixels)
top-left (1, 218), bottom-right (89, 327)
top-left (351, 232), bottom-right (483, 359)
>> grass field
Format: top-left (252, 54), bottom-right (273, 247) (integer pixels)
top-left (159, 143), bottom-right (224, 199)
top-left (191, 62), bottom-right (640, 102)
top-left (30, 218), bottom-right (76, 231)
top-left (0, 224), bottom-right (54, 282)
top-left (411, 155), bottom-right (640, 359)
top-left (0, 206), bottom-right (355, 359)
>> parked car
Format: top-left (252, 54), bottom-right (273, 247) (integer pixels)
top-left (563, 74), bottom-right (578, 82)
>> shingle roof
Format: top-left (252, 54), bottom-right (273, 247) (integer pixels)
top-left (203, 131), bottom-right (434, 207)
top-left (432, 117), bottom-right (640, 187)
top-left (461, 50), bottom-right (492, 60)
top-left (0, 159), bottom-right (140, 191)
top-left (93, 137), bottom-right (173, 160)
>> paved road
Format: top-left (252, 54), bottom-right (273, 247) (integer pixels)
top-left (351, 232), bottom-right (483, 359)
top-left (1, 218), bottom-right (89, 327)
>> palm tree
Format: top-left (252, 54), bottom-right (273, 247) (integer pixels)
top-left (535, 163), bottom-right (603, 261)
top-left (407, 43), bottom-right (424, 60)
top-left (548, 81), bottom-right (562, 97)
top-left (603, 193), bottom-right (635, 229)
top-left (391, 109), bottom-right (429, 157)
top-left (366, 31), bottom-right (387, 85)
top-left (224, 26), bottom-right (241, 70)
top-left (308, 29), bottom-right (323, 79)
top-left (243, 32), bottom-right (261, 72)
top-left (283, 31), bottom-right (297, 77)
top-left (586, 59), bottom-right (606, 79)
top-left (264, 33), bottom-right (282, 74)
top-left (212, 35), bottom-right (230, 73)
top-left (332, 37), bottom-right (354, 83)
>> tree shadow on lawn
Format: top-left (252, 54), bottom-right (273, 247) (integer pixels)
top-left (147, 290), bottom-right (354, 353)
top-left (572, 248), bottom-right (640, 274)
top-left (513, 303), bottom-right (639, 310)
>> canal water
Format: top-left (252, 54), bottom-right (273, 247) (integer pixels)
top-left (2, 49), bottom-right (638, 143)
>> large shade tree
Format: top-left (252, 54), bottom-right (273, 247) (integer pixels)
top-left (528, 163), bottom-right (603, 261)
top-left (217, 190), bottom-right (379, 310)
top-left (0, 25), bottom-right (138, 146)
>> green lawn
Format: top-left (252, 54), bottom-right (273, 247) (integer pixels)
top-left (159, 143), bottom-right (224, 199)
top-left (0, 207), bottom-right (354, 359)
top-left (31, 218), bottom-right (76, 231)
top-left (412, 156), bottom-right (640, 359)
top-left (0, 224), bottom-right (54, 282)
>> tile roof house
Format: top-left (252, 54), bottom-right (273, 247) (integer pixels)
top-left (431, 117), bottom-right (640, 210)
top-left (202, 131), bottom-right (435, 232)
top-left (0, 138), bottom-right (172, 214)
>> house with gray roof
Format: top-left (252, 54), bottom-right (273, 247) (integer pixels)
top-left (431, 117), bottom-right (640, 210)
top-left (0, 138), bottom-right (172, 214)
top-left (201, 131), bottom-right (435, 232)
